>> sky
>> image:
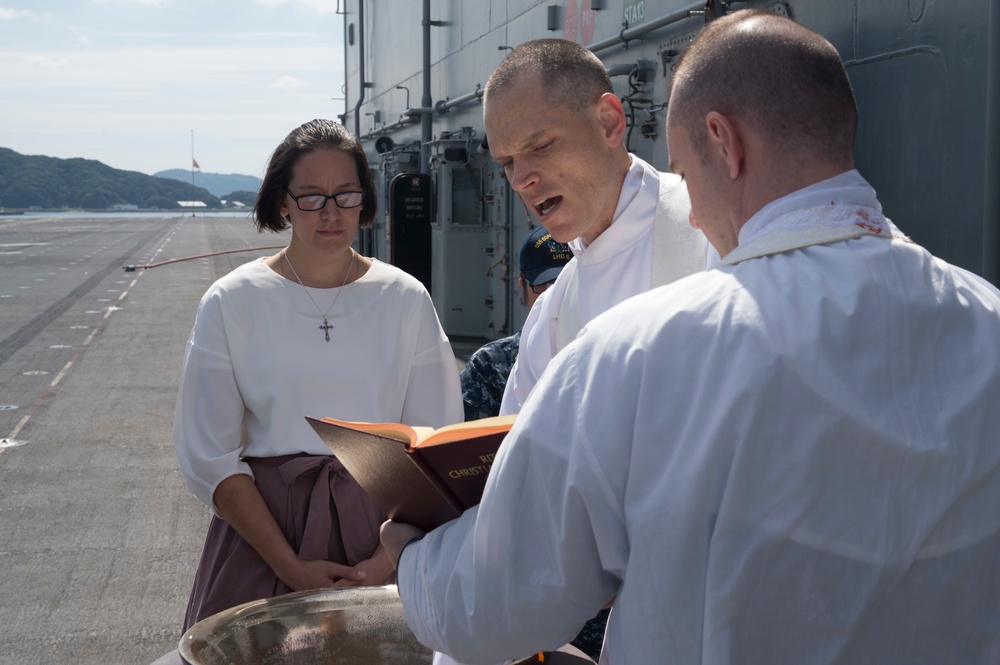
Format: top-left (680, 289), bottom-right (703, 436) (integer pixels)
top-left (0, 0), bottom-right (346, 178)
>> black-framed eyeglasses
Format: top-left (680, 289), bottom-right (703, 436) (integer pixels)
top-left (530, 279), bottom-right (556, 295)
top-left (285, 188), bottom-right (365, 211)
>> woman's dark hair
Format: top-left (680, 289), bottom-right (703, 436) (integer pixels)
top-left (253, 119), bottom-right (377, 232)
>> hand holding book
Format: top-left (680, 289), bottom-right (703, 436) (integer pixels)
top-left (307, 414), bottom-right (516, 532)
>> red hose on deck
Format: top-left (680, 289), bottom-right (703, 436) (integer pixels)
top-left (125, 245), bottom-right (285, 270)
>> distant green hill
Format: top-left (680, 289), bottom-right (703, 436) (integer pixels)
top-left (0, 147), bottom-right (221, 210)
top-left (155, 169), bottom-right (262, 198)
top-left (221, 190), bottom-right (258, 207)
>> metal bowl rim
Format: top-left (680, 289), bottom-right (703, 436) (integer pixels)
top-left (178, 584), bottom-right (409, 661)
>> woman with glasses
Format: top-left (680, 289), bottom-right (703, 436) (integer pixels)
top-left (173, 119), bottom-right (463, 631)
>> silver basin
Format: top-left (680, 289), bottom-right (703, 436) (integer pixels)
top-left (178, 585), bottom-right (433, 664)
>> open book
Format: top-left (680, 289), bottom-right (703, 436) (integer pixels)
top-left (306, 414), bottom-right (516, 532)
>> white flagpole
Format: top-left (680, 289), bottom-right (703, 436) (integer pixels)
top-left (190, 129), bottom-right (195, 217)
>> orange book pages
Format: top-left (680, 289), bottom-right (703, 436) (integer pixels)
top-left (317, 417), bottom-right (433, 446)
top-left (411, 414), bottom-right (517, 448)
top-left (307, 415), bottom-right (519, 527)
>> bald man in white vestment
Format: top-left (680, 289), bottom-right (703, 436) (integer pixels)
top-left (485, 38), bottom-right (706, 417)
top-left (470, 36), bottom-right (705, 664)
top-left (383, 11), bottom-right (1000, 665)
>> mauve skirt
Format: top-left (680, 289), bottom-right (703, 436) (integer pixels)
top-left (181, 453), bottom-right (384, 633)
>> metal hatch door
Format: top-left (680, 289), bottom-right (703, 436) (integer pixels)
top-left (388, 172), bottom-right (433, 293)
top-left (432, 149), bottom-right (491, 337)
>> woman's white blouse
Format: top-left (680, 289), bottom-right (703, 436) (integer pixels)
top-left (173, 257), bottom-right (463, 510)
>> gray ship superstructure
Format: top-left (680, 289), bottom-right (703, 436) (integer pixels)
top-left (340, 0), bottom-right (999, 341)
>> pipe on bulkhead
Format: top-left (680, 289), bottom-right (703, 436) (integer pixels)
top-left (589, 0), bottom-right (705, 53)
top-left (984, 0), bottom-right (1000, 284)
top-left (437, 86), bottom-right (484, 113)
top-left (421, 0), bottom-right (433, 175)
top-left (352, 0), bottom-right (367, 138)
top-left (354, 2), bottom-right (706, 143)
top-left (349, 0), bottom-right (372, 254)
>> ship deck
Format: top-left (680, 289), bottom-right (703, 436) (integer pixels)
top-left (0, 213), bottom-right (471, 663)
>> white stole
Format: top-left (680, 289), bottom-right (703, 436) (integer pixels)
top-left (555, 173), bottom-right (700, 351)
top-left (721, 205), bottom-right (908, 266)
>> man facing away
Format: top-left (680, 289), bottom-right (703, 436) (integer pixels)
top-left (485, 38), bottom-right (707, 415)
top-left (384, 10), bottom-right (1000, 664)
top-left (461, 226), bottom-right (571, 422)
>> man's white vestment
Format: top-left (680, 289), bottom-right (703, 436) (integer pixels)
top-left (399, 172), bottom-right (1000, 664)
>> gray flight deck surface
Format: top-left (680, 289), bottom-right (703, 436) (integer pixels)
top-left (0, 213), bottom-right (475, 664)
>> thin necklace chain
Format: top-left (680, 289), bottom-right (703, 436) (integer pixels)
top-left (283, 248), bottom-right (356, 342)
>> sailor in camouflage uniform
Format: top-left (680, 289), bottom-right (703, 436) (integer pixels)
top-left (460, 227), bottom-right (610, 661)
top-left (460, 227), bottom-right (571, 421)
